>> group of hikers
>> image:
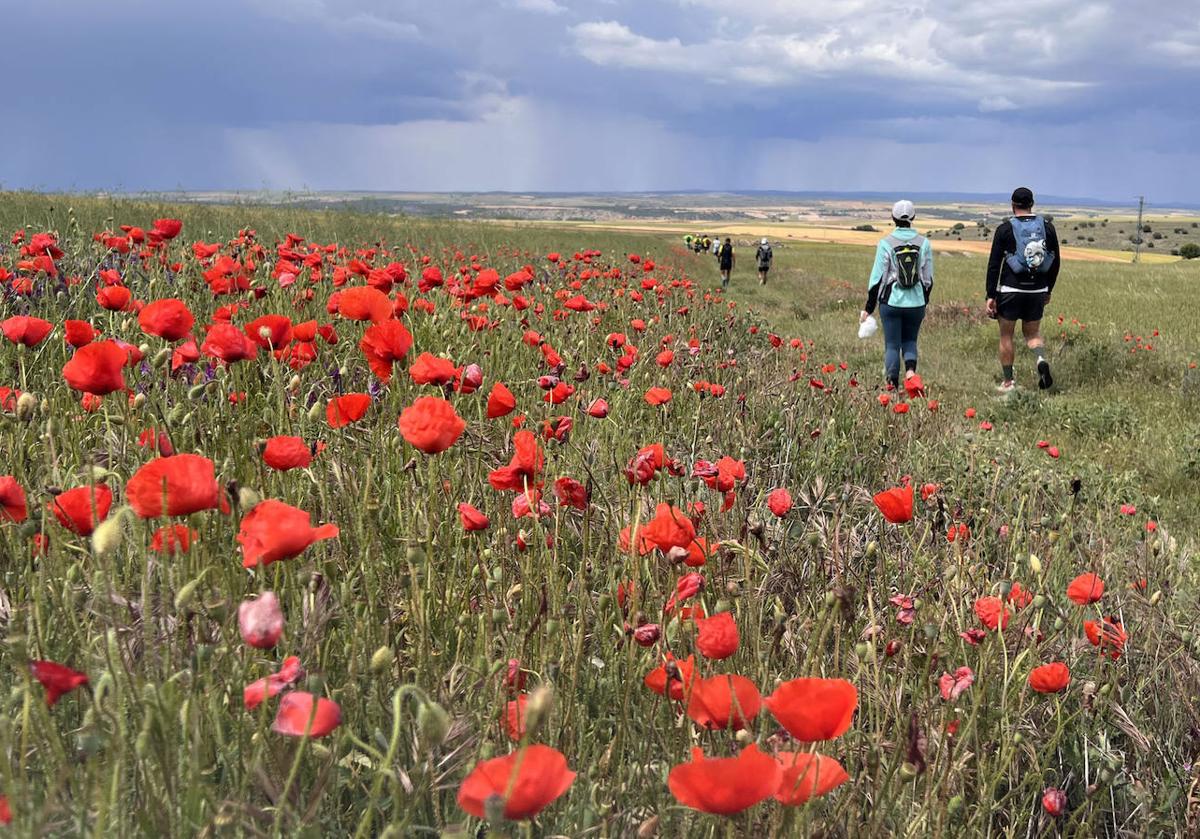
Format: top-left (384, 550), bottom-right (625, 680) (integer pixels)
top-left (686, 233), bottom-right (775, 287)
top-left (704, 186), bottom-right (1059, 394)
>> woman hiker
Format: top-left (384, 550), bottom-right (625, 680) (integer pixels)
top-left (860, 200), bottom-right (934, 393)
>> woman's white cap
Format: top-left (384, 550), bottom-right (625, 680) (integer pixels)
top-left (892, 200), bottom-right (916, 221)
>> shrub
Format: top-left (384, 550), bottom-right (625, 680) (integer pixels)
top-left (1180, 242), bottom-right (1200, 259)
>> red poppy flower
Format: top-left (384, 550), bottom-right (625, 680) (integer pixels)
top-left (62, 340), bottom-right (128, 395)
top-left (95, 284), bottom-right (130, 312)
top-left (904, 374), bottom-right (926, 398)
top-left (488, 430), bottom-right (544, 491)
top-left (201, 323), bottom-right (258, 363)
top-left (1028, 662), bottom-right (1070, 693)
top-left (63, 319), bottom-right (97, 347)
top-left (939, 666), bottom-right (974, 700)
top-left (644, 386), bottom-right (672, 406)
top-left (359, 319), bottom-right (413, 382)
top-left (126, 454), bottom-right (223, 518)
top-left (263, 436), bottom-right (312, 471)
top-left (238, 499), bottom-right (339, 567)
top-left (458, 502), bottom-right (490, 531)
top-left (638, 503), bottom-right (696, 554)
top-left (271, 691), bottom-right (341, 737)
top-left (135, 298), bottom-right (195, 342)
top-left (29, 660), bottom-right (89, 706)
top-left (326, 393), bottom-right (372, 428)
top-left (764, 678), bottom-right (857, 741)
top-left (0, 794), bottom-right (9, 825)
top-left (503, 694), bottom-right (527, 741)
top-left (152, 218), bottom-right (183, 239)
top-left (457, 745), bottom-right (575, 821)
top-left (0, 476), bottom-right (28, 522)
top-left (1083, 617), bottom-right (1127, 660)
top-left (586, 398), bottom-right (609, 418)
top-left (643, 651), bottom-right (695, 700)
top-left (767, 487), bottom-right (793, 517)
top-left (686, 673), bottom-right (761, 730)
top-left (150, 523), bottom-right (197, 555)
top-left (695, 611), bottom-right (739, 659)
top-left (244, 655), bottom-right (304, 711)
top-left (668, 744), bottom-right (781, 815)
top-left (873, 485), bottom-right (913, 523)
top-left (775, 752), bottom-right (850, 805)
top-left (487, 382), bottom-right (517, 418)
top-left (409, 352), bottom-right (458, 386)
top-left (398, 396), bottom-right (466, 454)
top-left (49, 484), bottom-right (113, 535)
top-left (2, 315), bottom-right (53, 347)
top-left (1066, 572), bottom-right (1104, 605)
top-left (553, 477), bottom-right (589, 510)
top-left (245, 314), bottom-right (293, 349)
top-left (974, 596), bottom-right (1011, 630)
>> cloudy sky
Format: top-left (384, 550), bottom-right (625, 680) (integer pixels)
top-left (2, 0), bottom-right (1197, 202)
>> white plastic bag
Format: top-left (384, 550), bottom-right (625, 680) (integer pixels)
top-left (858, 315), bottom-right (878, 339)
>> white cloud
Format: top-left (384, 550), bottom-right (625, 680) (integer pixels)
top-left (978, 96), bottom-right (1017, 113)
top-left (247, 0), bottom-right (419, 41)
top-left (504, 0), bottom-right (567, 14)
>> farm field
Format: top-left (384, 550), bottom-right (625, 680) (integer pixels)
top-left (1, 193), bottom-right (1199, 837)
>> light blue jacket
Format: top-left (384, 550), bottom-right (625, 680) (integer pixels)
top-left (866, 227), bottom-right (934, 309)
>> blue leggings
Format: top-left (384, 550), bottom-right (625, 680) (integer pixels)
top-left (879, 303), bottom-right (925, 385)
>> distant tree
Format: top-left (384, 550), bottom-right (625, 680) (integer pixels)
top-left (1153, 232), bottom-right (1164, 240)
top-left (1142, 224), bottom-right (1152, 233)
top-left (952, 222), bottom-right (965, 230)
top-left (1180, 242), bottom-right (1200, 259)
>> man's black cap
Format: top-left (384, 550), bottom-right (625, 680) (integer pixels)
top-left (1011, 187), bottom-right (1035, 207)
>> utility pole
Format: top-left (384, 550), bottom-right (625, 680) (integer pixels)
top-left (1133, 196), bottom-right (1145, 263)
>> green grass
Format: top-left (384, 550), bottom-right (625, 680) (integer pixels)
top-left (1, 193), bottom-right (1198, 837)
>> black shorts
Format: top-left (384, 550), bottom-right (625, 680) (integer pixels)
top-left (997, 292), bottom-right (1045, 323)
top-left (757, 265), bottom-right (770, 273)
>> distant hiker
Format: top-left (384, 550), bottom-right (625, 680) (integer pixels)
top-left (718, 238), bottom-right (735, 287)
top-left (755, 237), bottom-right (773, 285)
top-left (986, 187), bottom-right (1060, 392)
top-left (860, 200), bottom-right (934, 390)
top-left (711, 237), bottom-right (720, 256)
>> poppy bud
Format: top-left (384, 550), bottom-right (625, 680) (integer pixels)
top-left (637, 815), bottom-right (660, 838)
top-left (238, 591), bottom-right (284, 649)
top-left (16, 392), bottom-right (37, 421)
top-left (173, 574), bottom-right (206, 612)
top-left (370, 646), bottom-right (394, 672)
top-left (854, 642), bottom-right (868, 658)
top-left (885, 639), bottom-right (902, 657)
top-left (523, 684), bottom-right (555, 736)
top-left (237, 487), bottom-right (261, 512)
top-left (633, 624), bottom-right (661, 646)
top-left (131, 393), bottom-right (146, 410)
top-left (1031, 594), bottom-right (1046, 609)
top-left (1029, 553), bottom-right (1042, 575)
top-left (416, 699), bottom-right (451, 748)
top-left (1053, 617), bottom-right (1064, 631)
top-left (91, 507), bottom-right (128, 557)
top-left (866, 541), bottom-right (878, 558)
top-left (1041, 787), bottom-right (1067, 817)
top-left (947, 795), bottom-right (963, 816)
top-left (307, 400), bottom-right (323, 421)
top-left (1149, 590), bottom-right (1162, 606)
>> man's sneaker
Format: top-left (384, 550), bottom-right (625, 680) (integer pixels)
top-left (996, 380), bottom-right (1016, 394)
top-left (1037, 360), bottom-right (1054, 390)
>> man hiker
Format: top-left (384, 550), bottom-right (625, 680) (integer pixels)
top-left (860, 200), bottom-right (933, 391)
top-left (755, 237), bottom-right (773, 284)
top-left (985, 187), bottom-right (1060, 393)
top-left (718, 237), bottom-right (735, 287)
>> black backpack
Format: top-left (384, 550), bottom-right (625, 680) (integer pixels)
top-left (885, 234), bottom-right (926, 289)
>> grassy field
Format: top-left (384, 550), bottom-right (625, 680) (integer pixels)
top-left (1, 193), bottom-right (1199, 837)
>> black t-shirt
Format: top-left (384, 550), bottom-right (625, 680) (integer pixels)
top-left (719, 244), bottom-right (733, 268)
